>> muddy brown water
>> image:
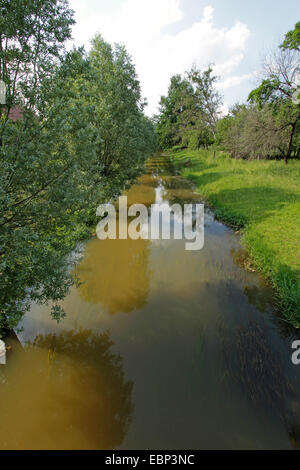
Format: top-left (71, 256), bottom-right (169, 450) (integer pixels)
top-left (1, 154), bottom-right (300, 450)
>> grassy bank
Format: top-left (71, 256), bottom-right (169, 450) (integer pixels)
top-left (170, 149), bottom-right (300, 327)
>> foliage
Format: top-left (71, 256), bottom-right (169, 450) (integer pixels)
top-left (215, 39), bottom-right (300, 163)
top-left (156, 67), bottom-right (222, 150)
top-left (0, 2), bottom-right (156, 335)
top-left (281, 22), bottom-right (300, 51)
top-left (0, 0), bottom-right (75, 108)
top-left (155, 74), bottom-right (191, 149)
top-left (247, 43), bottom-right (300, 163)
top-left (86, 35), bottom-right (156, 198)
top-left (216, 102), bottom-right (300, 161)
top-left (156, 25), bottom-right (300, 164)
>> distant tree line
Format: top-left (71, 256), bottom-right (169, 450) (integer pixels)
top-left (156, 23), bottom-right (300, 164)
top-left (0, 0), bottom-right (156, 333)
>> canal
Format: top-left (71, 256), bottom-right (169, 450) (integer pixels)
top-left (0, 154), bottom-right (300, 449)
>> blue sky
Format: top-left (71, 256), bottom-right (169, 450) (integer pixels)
top-left (68, 0), bottom-right (299, 115)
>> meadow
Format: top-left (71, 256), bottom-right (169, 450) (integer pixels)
top-left (171, 149), bottom-right (300, 326)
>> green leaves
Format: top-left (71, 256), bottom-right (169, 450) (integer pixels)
top-left (281, 22), bottom-right (300, 51)
top-left (0, 0), bottom-right (75, 108)
top-left (0, 8), bottom-right (156, 336)
top-left (156, 67), bottom-right (222, 150)
top-left (248, 78), bottom-right (283, 107)
top-left (239, 30), bottom-right (300, 163)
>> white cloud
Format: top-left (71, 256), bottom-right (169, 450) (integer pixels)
top-left (69, 0), bottom-right (251, 115)
top-left (217, 73), bottom-right (254, 90)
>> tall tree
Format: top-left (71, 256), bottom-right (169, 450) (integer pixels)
top-left (248, 43), bottom-right (300, 164)
top-left (156, 74), bottom-right (192, 149)
top-left (156, 67), bottom-right (222, 151)
top-left (187, 66), bottom-right (222, 141)
top-left (0, 6), bottom-right (156, 335)
top-left (86, 35), bottom-right (154, 192)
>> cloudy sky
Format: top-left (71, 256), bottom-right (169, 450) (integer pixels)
top-left (68, 0), bottom-right (299, 115)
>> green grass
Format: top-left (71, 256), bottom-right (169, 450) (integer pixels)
top-left (170, 148), bottom-right (300, 327)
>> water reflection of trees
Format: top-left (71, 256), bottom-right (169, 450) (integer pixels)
top-left (218, 319), bottom-right (300, 448)
top-left (0, 329), bottom-right (133, 450)
top-left (125, 177), bottom-right (156, 207)
top-left (161, 175), bottom-right (201, 207)
top-left (76, 235), bottom-right (151, 314)
top-left (75, 174), bottom-right (154, 314)
top-left (146, 156), bottom-right (175, 176)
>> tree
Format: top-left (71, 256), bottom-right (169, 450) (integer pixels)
top-left (0, 5), bottom-right (156, 335)
top-left (281, 22), bottom-right (300, 51)
top-left (0, 49), bottom-right (100, 332)
top-left (0, 0), bottom-right (75, 112)
top-left (248, 42), bottom-right (300, 164)
top-left (86, 35), bottom-right (156, 194)
top-left (156, 74), bottom-right (192, 149)
top-left (187, 66), bottom-right (222, 141)
top-left (216, 102), bottom-right (299, 161)
top-left (156, 66), bottom-right (222, 151)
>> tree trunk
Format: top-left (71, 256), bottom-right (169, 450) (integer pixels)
top-left (285, 121), bottom-right (297, 165)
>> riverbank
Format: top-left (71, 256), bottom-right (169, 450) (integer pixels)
top-left (170, 149), bottom-right (300, 327)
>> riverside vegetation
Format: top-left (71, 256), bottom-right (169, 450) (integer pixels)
top-left (0, 0), bottom-right (156, 335)
top-left (0, 1), bottom-right (299, 333)
top-left (171, 149), bottom-right (300, 326)
top-left (155, 23), bottom-right (300, 326)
